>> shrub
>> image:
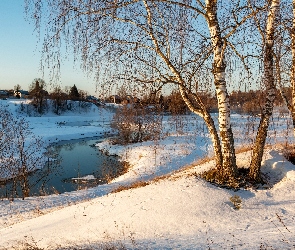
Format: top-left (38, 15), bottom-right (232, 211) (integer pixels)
top-left (0, 108), bottom-right (48, 199)
top-left (241, 101), bottom-right (262, 115)
top-left (111, 104), bottom-right (162, 144)
top-left (230, 195), bottom-right (242, 210)
top-left (164, 90), bottom-right (188, 115)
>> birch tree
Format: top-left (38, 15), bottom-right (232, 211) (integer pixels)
top-left (249, 0), bottom-right (280, 182)
top-left (277, 0), bottom-right (295, 136)
top-left (290, 0), bottom-right (295, 135)
top-left (204, 0), bottom-right (237, 180)
top-left (289, 0), bottom-right (295, 135)
top-left (25, 0), bottom-right (270, 186)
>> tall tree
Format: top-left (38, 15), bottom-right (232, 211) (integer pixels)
top-left (249, 0), bottom-right (280, 182)
top-left (291, 0), bottom-right (295, 135)
top-left (25, 0), bottom-right (271, 185)
top-left (265, 1), bottom-right (295, 140)
top-left (69, 84), bottom-right (80, 101)
top-left (50, 85), bottom-right (66, 115)
top-left (204, 0), bottom-right (237, 179)
top-left (29, 78), bottom-right (47, 114)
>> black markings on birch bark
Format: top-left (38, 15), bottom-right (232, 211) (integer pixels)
top-left (250, 0), bottom-right (280, 182)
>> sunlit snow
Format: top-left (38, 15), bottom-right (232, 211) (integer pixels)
top-left (0, 99), bottom-right (295, 249)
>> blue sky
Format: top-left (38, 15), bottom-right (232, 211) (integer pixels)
top-left (0, 1), bottom-right (97, 95)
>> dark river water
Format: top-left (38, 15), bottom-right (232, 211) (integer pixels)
top-left (0, 137), bottom-right (124, 198)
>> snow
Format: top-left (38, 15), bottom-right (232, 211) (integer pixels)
top-left (0, 99), bottom-right (113, 144)
top-left (0, 99), bottom-right (295, 249)
top-left (72, 175), bottom-right (96, 181)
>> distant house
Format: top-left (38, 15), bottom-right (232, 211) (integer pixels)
top-left (14, 90), bottom-right (30, 99)
top-left (14, 90), bottom-right (21, 98)
top-left (86, 95), bottom-right (100, 104)
top-left (0, 90), bottom-right (9, 99)
top-left (20, 90), bottom-right (29, 98)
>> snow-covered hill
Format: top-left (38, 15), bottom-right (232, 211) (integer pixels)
top-left (0, 99), bottom-right (114, 143)
top-left (0, 99), bottom-right (295, 249)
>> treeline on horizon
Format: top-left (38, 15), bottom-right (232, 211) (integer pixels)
top-left (1, 84), bottom-right (291, 116)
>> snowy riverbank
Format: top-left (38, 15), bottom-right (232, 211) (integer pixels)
top-left (0, 99), bottom-right (295, 249)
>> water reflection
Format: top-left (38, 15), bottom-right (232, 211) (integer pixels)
top-left (0, 137), bottom-right (124, 198)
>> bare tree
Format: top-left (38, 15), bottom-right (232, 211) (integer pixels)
top-left (276, 1), bottom-right (295, 137)
top-left (249, 0), bottom-right (280, 182)
top-left (0, 109), bottom-right (16, 186)
top-left (0, 108), bottom-right (47, 199)
top-left (290, 0), bottom-right (295, 135)
top-left (25, 0), bottom-right (276, 185)
top-left (50, 85), bottom-right (67, 115)
top-left (111, 104), bottom-right (162, 144)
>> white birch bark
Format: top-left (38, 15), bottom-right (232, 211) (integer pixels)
top-left (275, 1), bottom-right (295, 136)
top-left (291, 0), bottom-right (295, 136)
top-left (249, 0), bottom-right (280, 182)
top-left (179, 85), bottom-right (223, 168)
top-left (205, 0), bottom-right (237, 178)
top-left (143, 0), bottom-right (224, 169)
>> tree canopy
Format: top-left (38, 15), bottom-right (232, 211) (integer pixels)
top-left (69, 84), bottom-right (80, 100)
top-left (24, 0), bottom-right (290, 186)
top-left (29, 78), bottom-right (47, 113)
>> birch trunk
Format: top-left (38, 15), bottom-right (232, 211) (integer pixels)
top-left (203, 112), bottom-right (223, 169)
top-left (179, 86), bottom-right (223, 168)
top-left (249, 0), bottom-right (280, 182)
top-left (278, 0), bottom-right (295, 136)
top-left (205, 1), bottom-right (237, 179)
top-left (143, 0), bottom-right (225, 171)
top-left (291, 0), bottom-right (295, 135)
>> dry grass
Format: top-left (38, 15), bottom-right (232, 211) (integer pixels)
top-left (111, 180), bottom-right (150, 193)
top-left (103, 161), bottom-right (131, 184)
top-left (235, 145), bottom-right (253, 154)
top-left (5, 241), bottom-right (129, 250)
